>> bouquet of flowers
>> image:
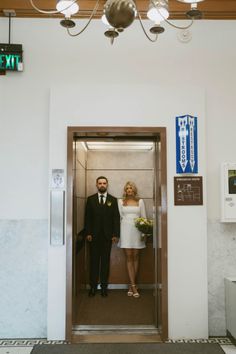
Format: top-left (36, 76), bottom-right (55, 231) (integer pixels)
top-left (134, 217), bottom-right (153, 236)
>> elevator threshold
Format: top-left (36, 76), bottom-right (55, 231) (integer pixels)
top-left (72, 325), bottom-right (161, 343)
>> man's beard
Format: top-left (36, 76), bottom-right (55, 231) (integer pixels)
top-left (98, 186), bottom-right (107, 193)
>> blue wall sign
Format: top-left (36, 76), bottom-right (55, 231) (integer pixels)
top-left (176, 115), bottom-right (198, 174)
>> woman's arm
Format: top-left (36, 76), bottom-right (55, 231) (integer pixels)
top-left (117, 198), bottom-right (122, 216)
top-left (140, 199), bottom-right (147, 218)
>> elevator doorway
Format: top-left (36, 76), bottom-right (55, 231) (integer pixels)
top-left (66, 127), bottom-right (167, 342)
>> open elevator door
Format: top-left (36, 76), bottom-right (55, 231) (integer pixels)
top-left (66, 127), bottom-right (168, 342)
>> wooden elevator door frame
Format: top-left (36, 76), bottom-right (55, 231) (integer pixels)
top-left (66, 127), bottom-right (168, 342)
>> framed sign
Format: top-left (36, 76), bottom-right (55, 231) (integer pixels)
top-left (0, 44), bottom-right (23, 71)
top-left (174, 176), bottom-right (203, 205)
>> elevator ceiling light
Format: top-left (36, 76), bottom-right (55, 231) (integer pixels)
top-left (177, 0), bottom-right (204, 3)
top-left (29, 0), bottom-right (205, 44)
top-left (84, 142), bottom-right (154, 151)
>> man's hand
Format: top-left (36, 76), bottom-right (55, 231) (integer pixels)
top-left (86, 235), bottom-right (93, 242)
top-left (112, 236), bottom-right (118, 244)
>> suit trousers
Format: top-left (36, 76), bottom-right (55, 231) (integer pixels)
top-left (89, 235), bottom-right (112, 289)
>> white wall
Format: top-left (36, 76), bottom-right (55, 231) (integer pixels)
top-left (0, 17), bottom-right (236, 338)
top-left (48, 84), bottom-right (207, 339)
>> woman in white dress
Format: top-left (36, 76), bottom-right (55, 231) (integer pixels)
top-left (118, 181), bottom-right (146, 298)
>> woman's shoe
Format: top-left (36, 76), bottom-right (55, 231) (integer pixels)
top-left (131, 284), bottom-right (140, 298)
top-left (127, 285), bottom-right (133, 296)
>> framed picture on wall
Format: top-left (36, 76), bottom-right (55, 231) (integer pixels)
top-left (174, 176), bottom-right (203, 206)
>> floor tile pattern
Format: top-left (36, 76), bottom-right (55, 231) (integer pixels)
top-left (0, 337), bottom-right (235, 354)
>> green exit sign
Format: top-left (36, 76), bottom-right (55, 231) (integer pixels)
top-left (0, 44), bottom-right (23, 72)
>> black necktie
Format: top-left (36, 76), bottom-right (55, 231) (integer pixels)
top-left (100, 195), bottom-right (104, 205)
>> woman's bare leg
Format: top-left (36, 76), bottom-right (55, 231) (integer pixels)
top-left (124, 249), bottom-right (136, 286)
top-left (124, 249), bottom-right (140, 297)
top-left (133, 249), bottom-right (140, 279)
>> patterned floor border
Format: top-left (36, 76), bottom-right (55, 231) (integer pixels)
top-left (165, 337), bottom-right (234, 345)
top-left (0, 339), bottom-right (67, 347)
top-left (0, 337), bottom-right (234, 347)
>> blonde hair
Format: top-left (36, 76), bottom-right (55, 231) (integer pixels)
top-left (122, 181), bottom-right (140, 205)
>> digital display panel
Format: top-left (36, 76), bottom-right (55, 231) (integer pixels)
top-left (0, 44), bottom-right (23, 71)
top-left (228, 170), bottom-right (236, 194)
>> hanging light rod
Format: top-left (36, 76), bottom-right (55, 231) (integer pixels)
top-left (29, 0), bottom-right (205, 44)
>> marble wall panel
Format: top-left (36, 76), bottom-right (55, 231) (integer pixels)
top-left (87, 150), bottom-right (154, 170)
top-left (74, 143), bottom-right (87, 234)
top-left (75, 142), bottom-right (87, 169)
top-left (86, 149), bottom-right (154, 201)
top-left (144, 198), bottom-right (155, 220)
top-left (208, 219), bottom-right (236, 335)
top-left (75, 165), bottom-right (86, 198)
top-left (87, 170), bottom-right (154, 199)
top-left (0, 219), bottom-right (48, 338)
top-left (75, 143), bottom-right (87, 198)
top-left (76, 197), bottom-right (86, 234)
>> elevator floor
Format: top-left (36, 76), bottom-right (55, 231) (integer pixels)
top-left (74, 289), bottom-right (155, 326)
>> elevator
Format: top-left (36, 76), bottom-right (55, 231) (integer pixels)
top-left (66, 127), bottom-right (168, 342)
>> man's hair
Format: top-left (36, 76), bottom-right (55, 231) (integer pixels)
top-left (96, 176), bottom-right (108, 183)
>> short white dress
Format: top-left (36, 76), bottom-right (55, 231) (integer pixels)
top-left (117, 199), bottom-right (147, 249)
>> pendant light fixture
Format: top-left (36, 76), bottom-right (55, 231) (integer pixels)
top-left (29, 0), bottom-right (205, 44)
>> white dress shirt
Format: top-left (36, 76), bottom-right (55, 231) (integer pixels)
top-left (98, 192), bottom-right (107, 204)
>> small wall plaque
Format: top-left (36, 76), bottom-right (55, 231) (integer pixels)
top-left (174, 176), bottom-right (203, 206)
top-left (51, 169), bottom-right (64, 189)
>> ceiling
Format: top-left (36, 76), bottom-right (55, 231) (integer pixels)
top-left (0, 0), bottom-right (236, 20)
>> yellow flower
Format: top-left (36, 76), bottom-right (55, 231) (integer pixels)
top-left (107, 201), bottom-right (112, 206)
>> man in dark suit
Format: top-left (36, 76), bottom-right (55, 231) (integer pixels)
top-left (85, 176), bottom-right (120, 297)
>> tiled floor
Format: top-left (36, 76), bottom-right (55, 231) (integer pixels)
top-left (0, 340), bottom-right (65, 354)
top-left (0, 338), bottom-right (235, 354)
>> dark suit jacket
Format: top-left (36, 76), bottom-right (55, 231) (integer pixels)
top-left (85, 193), bottom-right (120, 241)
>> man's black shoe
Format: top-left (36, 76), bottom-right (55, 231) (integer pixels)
top-left (88, 288), bottom-right (96, 297)
top-left (101, 288), bottom-right (108, 297)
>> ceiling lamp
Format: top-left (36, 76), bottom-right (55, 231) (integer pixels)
top-left (147, 0), bottom-right (169, 23)
top-left (147, 0), bottom-right (169, 35)
top-left (177, 0), bottom-right (205, 19)
top-left (56, 0), bottom-right (79, 16)
top-left (56, 0), bottom-right (79, 27)
top-left (29, 0), bottom-right (205, 44)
